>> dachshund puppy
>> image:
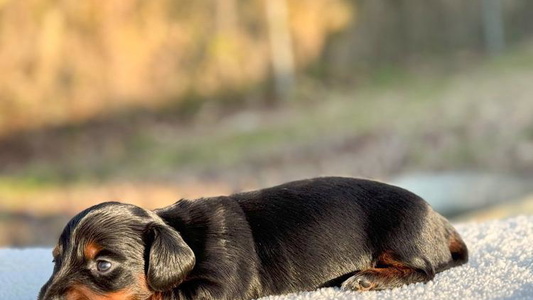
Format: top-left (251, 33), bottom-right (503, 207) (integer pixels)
top-left (39, 177), bottom-right (468, 300)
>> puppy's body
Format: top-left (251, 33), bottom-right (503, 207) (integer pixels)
top-left (39, 177), bottom-right (468, 300)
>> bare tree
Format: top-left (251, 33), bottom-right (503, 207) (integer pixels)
top-left (482, 0), bottom-right (505, 55)
top-left (265, 0), bottom-right (295, 101)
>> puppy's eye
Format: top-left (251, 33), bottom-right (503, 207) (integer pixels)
top-left (96, 260), bottom-right (112, 273)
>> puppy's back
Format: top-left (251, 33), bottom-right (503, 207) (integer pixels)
top-left (233, 177), bottom-right (466, 294)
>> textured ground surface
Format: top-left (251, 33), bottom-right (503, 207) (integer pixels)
top-left (1, 216), bottom-right (532, 300)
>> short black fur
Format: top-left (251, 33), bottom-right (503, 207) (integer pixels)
top-left (39, 177), bottom-right (468, 300)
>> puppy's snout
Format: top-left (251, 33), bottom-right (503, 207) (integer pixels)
top-left (38, 274), bottom-right (71, 300)
top-left (39, 285), bottom-right (64, 300)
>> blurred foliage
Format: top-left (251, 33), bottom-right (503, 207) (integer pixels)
top-left (0, 0), bottom-right (351, 136)
top-left (3, 0), bottom-right (533, 138)
top-left (321, 0), bottom-right (533, 80)
top-left (1, 0), bottom-right (533, 187)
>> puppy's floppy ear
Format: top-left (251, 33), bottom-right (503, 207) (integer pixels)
top-left (145, 223), bottom-right (195, 291)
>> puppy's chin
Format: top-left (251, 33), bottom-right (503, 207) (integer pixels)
top-left (44, 274), bottom-right (156, 300)
top-left (39, 275), bottom-right (157, 300)
top-left (66, 284), bottom-right (155, 300)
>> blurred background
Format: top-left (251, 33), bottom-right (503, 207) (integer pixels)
top-left (1, 0), bottom-right (533, 247)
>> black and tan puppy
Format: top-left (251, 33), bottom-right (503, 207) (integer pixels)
top-left (39, 177), bottom-right (468, 300)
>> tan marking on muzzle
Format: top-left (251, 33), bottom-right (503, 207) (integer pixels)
top-left (66, 285), bottom-right (138, 300)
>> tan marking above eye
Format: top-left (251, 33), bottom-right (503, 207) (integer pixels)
top-left (83, 242), bottom-right (103, 261)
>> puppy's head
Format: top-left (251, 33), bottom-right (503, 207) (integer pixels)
top-left (38, 202), bottom-right (195, 300)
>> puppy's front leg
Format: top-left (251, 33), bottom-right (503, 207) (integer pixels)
top-left (168, 280), bottom-right (243, 300)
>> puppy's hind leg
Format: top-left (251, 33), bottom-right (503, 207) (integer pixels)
top-left (341, 251), bottom-right (434, 291)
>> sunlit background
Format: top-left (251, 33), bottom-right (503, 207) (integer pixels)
top-left (1, 0), bottom-right (533, 247)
